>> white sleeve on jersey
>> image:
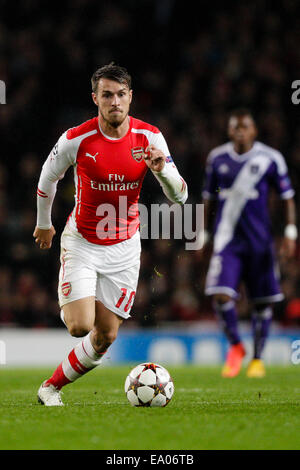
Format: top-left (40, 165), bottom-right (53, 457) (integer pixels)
top-left (150, 132), bottom-right (188, 205)
top-left (36, 131), bottom-right (75, 229)
top-left (152, 162), bottom-right (188, 204)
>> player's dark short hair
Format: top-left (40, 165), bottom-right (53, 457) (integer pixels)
top-left (228, 108), bottom-right (255, 122)
top-left (91, 63), bottom-right (132, 93)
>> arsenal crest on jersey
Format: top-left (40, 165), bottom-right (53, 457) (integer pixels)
top-left (61, 282), bottom-right (72, 297)
top-left (131, 147), bottom-right (145, 163)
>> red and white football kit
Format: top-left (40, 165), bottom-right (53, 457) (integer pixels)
top-left (37, 115), bottom-right (188, 318)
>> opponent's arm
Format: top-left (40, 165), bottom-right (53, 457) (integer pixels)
top-left (33, 132), bottom-right (74, 249)
top-left (145, 144), bottom-right (188, 205)
top-left (269, 151), bottom-right (297, 258)
top-left (280, 197), bottom-right (297, 258)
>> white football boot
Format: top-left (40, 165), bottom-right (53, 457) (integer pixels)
top-left (37, 381), bottom-right (64, 406)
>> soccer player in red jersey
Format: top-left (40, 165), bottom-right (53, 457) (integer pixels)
top-left (33, 64), bottom-right (188, 406)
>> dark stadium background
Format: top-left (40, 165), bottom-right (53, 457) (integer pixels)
top-left (0, 0), bottom-right (299, 330)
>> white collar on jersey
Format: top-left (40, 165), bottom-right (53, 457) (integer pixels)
top-left (98, 116), bottom-right (130, 141)
top-left (228, 141), bottom-right (259, 161)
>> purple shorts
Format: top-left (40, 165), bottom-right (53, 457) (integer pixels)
top-left (205, 245), bottom-right (283, 303)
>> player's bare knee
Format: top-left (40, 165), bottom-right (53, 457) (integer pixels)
top-left (68, 322), bottom-right (91, 338)
top-left (213, 293), bottom-right (232, 305)
top-left (93, 329), bottom-right (118, 350)
top-left (102, 330), bottom-right (118, 347)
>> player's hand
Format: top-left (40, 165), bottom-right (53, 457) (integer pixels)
top-left (144, 145), bottom-right (166, 172)
top-left (280, 237), bottom-right (296, 259)
top-left (33, 226), bottom-right (56, 250)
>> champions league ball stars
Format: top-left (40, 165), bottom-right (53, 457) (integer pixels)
top-left (33, 64), bottom-right (187, 406)
top-left (125, 363), bottom-right (174, 407)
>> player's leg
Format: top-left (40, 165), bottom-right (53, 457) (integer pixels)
top-left (38, 229), bottom-right (141, 405)
top-left (39, 299), bottom-right (123, 401)
top-left (252, 303), bottom-right (273, 359)
top-left (50, 299), bottom-right (124, 384)
top-left (63, 296), bottom-right (95, 337)
top-left (56, 226), bottom-right (98, 334)
top-left (245, 246), bottom-right (283, 377)
top-left (90, 300), bottom-right (123, 354)
top-left (246, 302), bottom-right (273, 378)
top-left (38, 262), bottom-right (140, 406)
top-left (38, 228), bottom-right (99, 405)
top-left (213, 293), bottom-right (241, 346)
top-left (205, 251), bottom-right (245, 377)
top-left (38, 296), bottom-right (97, 406)
top-left (213, 293), bottom-right (246, 378)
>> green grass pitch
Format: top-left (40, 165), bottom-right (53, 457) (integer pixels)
top-left (0, 365), bottom-right (299, 450)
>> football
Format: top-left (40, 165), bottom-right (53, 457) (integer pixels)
top-left (125, 362), bottom-right (174, 407)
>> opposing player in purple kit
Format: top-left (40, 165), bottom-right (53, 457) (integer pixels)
top-left (202, 109), bottom-right (297, 378)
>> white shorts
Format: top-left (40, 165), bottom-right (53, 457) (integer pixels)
top-left (58, 224), bottom-right (141, 319)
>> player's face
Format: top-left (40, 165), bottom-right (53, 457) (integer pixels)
top-left (92, 78), bottom-right (132, 128)
top-left (228, 115), bottom-right (257, 147)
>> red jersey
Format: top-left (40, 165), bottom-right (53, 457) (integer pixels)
top-left (37, 115), bottom-right (187, 245)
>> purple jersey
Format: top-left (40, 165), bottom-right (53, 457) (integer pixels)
top-left (202, 141), bottom-right (295, 254)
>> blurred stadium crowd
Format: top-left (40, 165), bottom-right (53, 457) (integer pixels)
top-left (0, 0), bottom-right (299, 328)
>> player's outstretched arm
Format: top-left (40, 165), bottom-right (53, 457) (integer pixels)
top-left (145, 144), bottom-right (188, 205)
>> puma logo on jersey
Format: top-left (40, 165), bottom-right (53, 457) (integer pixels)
top-left (85, 152), bottom-right (98, 162)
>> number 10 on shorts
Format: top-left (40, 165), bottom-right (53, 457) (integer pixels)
top-left (115, 288), bottom-right (136, 313)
